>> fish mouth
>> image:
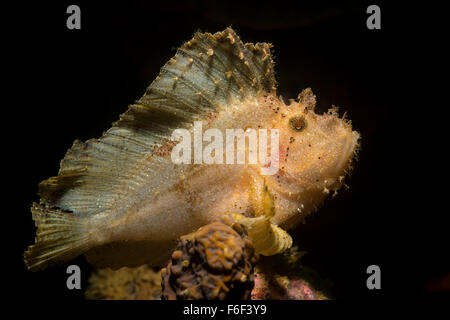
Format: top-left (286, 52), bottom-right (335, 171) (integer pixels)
top-left (333, 130), bottom-right (360, 183)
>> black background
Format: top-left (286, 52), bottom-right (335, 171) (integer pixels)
top-left (5, 0), bottom-right (449, 310)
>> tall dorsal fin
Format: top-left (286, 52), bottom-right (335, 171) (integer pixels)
top-left (38, 27), bottom-right (277, 216)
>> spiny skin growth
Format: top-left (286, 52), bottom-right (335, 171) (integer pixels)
top-left (25, 27), bottom-right (359, 271)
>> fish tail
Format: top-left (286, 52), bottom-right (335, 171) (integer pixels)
top-left (24, 203), bottom-right (90, 271)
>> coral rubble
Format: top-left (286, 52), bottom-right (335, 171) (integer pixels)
top-left (85, 225), bottom-right (330, 300)
top-left (251, 270), bottom-right (327, 300)
top-left (85, 265), bottom-right (162, 300)
top-left (161, 220), bottom-right (259, 300)
top-left (250, 249), bottom-right (329, 300)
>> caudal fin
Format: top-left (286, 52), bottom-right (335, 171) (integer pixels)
top-left (24, 203), bottom-right (90, 271)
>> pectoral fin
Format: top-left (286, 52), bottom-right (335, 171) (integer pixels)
top-left (231, 180), bottom-right (292, 255)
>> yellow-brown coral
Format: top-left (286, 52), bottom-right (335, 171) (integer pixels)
top-left (161, 220), bottom-right (258, 300)
top-left (85, 265), bottom-right (162, 300)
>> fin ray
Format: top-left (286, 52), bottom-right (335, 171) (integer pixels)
top-left (231, 181), bottom-right (292, 255)
top-left (24, 203), bottom-right (90, 271)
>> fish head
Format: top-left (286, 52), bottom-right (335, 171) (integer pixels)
top-left (270, 91), bottom-right (360, 195)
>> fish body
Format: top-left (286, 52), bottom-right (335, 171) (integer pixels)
top-left (25, 28), bottom-right (359, 271)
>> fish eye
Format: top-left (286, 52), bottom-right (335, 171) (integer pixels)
top-left (289, 116), bottom-right (307, 132)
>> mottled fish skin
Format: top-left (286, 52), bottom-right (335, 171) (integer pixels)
top-left (25, 28), bottom-right (359, 271)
